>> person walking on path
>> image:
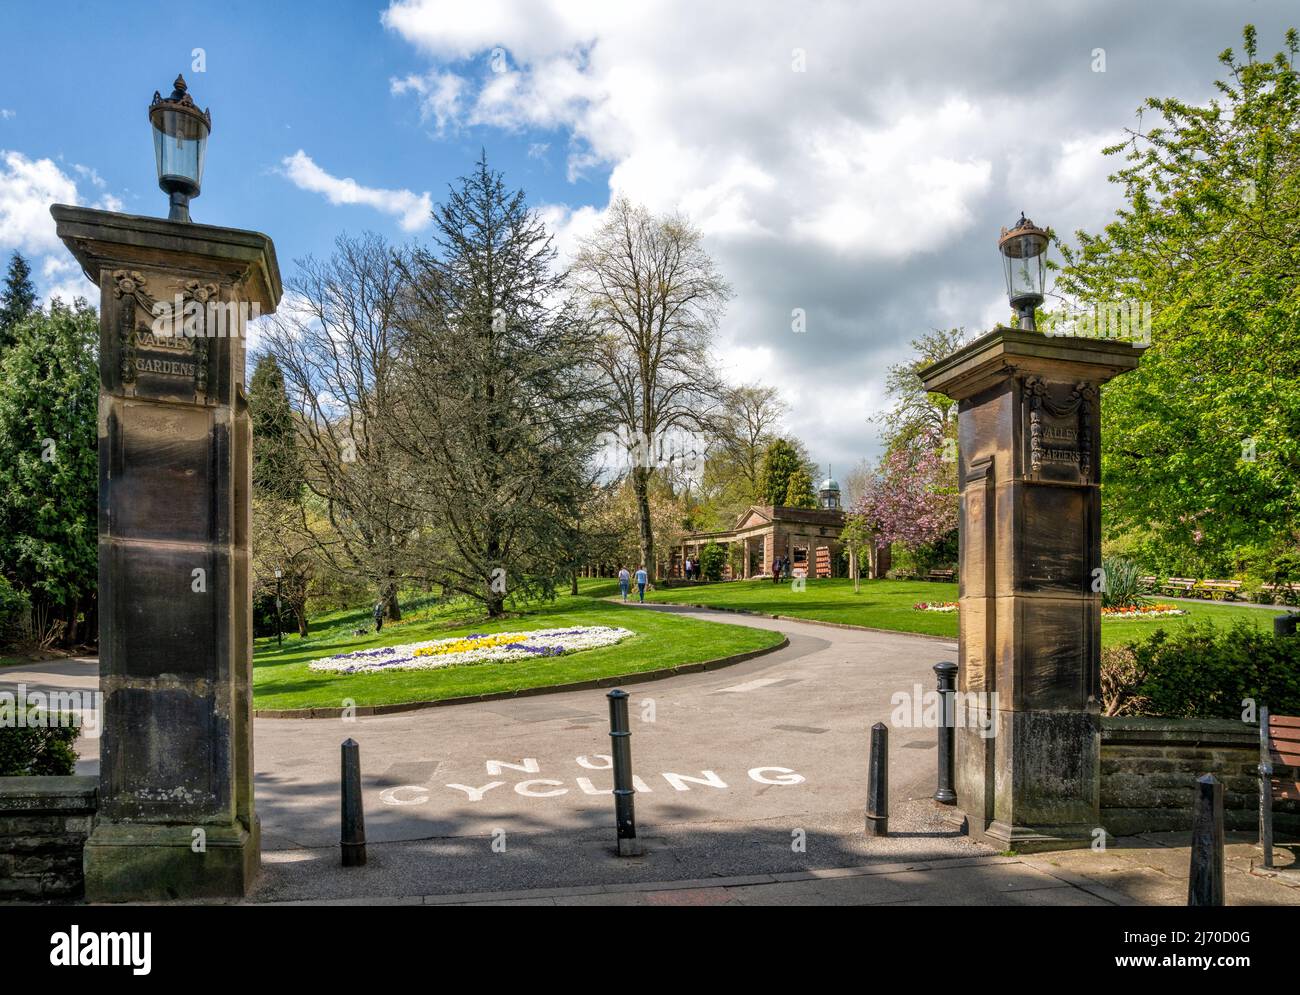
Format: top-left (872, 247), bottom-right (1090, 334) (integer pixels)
top-left (684, 557), bottom-right (693, 582)
top-left (772, 557), bottom-right (782, 585)
top-left (373, 600), bottom-right (385, 633)
top-left (618, 566), bottom-right (631, 602)
top-left (635, 565), bottom-right (649, 603)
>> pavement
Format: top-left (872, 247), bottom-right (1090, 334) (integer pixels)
top-left (5, 604), bottom-right (1300, 906)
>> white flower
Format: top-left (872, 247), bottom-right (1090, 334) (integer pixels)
top-left (307, 625), bottom-right (635, 675)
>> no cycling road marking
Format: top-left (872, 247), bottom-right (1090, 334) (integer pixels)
top-left (379, 755), bottom-right (806, 807)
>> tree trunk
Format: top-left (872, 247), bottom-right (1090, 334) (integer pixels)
top-left (383, 581), bottom-right (401, 621)
top-left (295, 605), bottom-right (309, 638)
top-left (570, 567), bottom-right (579, 596)
top-left (632, 465), bottom-right (655, 580)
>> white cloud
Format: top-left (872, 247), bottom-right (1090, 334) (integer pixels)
top-left (280, 150), bottom-right (432, 231)
top-left (0, 110), bottom-right (15, 121)
top-left (390, 71), bottom-right (465, 133)
top-left (380, 0), bottom-right (1279, 469)
top-left (0, 150), bottom-right (79, 256)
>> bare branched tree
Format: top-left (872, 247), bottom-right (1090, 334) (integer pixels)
top-left (258, 232), bottom-right (419, 618)
top-left (573, 197), bottom-right (731, 578)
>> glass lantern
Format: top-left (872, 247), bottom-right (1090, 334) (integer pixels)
top-left (149, 75), bottom-right (211, 222)
top-left (997, 213), bottom-right (1049, 330)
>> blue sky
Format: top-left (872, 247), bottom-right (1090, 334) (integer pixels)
top-left (3, 1), bottom-right (1298, 478)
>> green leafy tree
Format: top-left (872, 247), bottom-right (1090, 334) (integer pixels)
top-left (783, 468), bottom-right (817, 508)
top-left (698, 540), bottom-right (726, 582)
top-left (0, 252), bottom-right (39, 352)
top-left (1058, 25), bottom-right (1300, 576)
top-left (0, 301), bottom-right (98, 645)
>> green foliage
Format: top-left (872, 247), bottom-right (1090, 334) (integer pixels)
top-left (1101, 621), bottom-right (1300, 718)
top-left (0, 707), bottom-right (79, 776)
top-left (249, 354), bottom-right (303, 500)
top-left (1101, 556), bottom-right (1149, 609)
top-left (1058, 25), bottom-right (1300, 576)
top-left (759, 438), bottom-right (802, 505)
top-left (0, 301), bottom-right (98, 639)
top-left (0, 575), bottom-right (29, 645)
top-left (0, 251), bottom-right (38, 351)
top-left (698, 541), bottom-right (726, 581)
top-left (783, 468), bottom-right (816, 508)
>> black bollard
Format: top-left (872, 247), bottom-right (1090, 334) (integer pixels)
top-left (1274, 613), bottom-right (1297, 637)
top-left (1188, 773), bottom-right (1224, 906)
top-left (865, 722), bottom-right (889, 836)
top-left (341, 738), bottom-right (366, 867)
top-left (608, 689), bottom-right (641, 856)
top-left (934, 661), bottom-right (958, 805)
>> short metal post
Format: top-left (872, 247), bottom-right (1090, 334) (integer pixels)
top-left (865, 722), bottom-right (889, 836)
top-left (608, 689), bottom-right (641, 856)
top-left (1188, 773), bottom-right (1224, 906)
top-left (1260, 706), bottom-right (1274, 869)
top-left (341, 738), bottom-right (366, 867)
top-left (934, 661), bottom-right (958, 805)
top-left (1274, 613), bottom-right (1297, 637)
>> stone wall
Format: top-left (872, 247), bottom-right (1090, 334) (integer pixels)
top-left (1100, 717), bottom-right (1298, 836)
top-left (0, 775), bottom-right (98, 900)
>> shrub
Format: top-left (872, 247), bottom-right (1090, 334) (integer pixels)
top-left (699, 542), bottom-right (726, 582)
top-left (1100, 556), bottom-right (1148, 610)
top-left (0, 706), bottom-right (79, 776)
top-left (1100, 621), bottom-right (1300, 719)
top-left (0, 575), bottom-right (30, 646)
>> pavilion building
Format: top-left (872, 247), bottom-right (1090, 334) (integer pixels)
top-left (675, 474), bottom-right (890, 580)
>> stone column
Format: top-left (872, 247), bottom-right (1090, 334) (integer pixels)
top-left (52, 206), bottom-right (281, 899)
top-left (920, 327), bottom-right (1141, 852)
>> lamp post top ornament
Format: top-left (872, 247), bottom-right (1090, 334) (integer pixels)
top-left (149, 74), bottom-right (212, 132)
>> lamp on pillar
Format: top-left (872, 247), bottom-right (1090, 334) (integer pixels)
top-left (916, 215), bottom-right (1144, 853)
top-left (149, 75), bottom-right (211, 222)
top-left (997, 213), bottom-right (1049, 331)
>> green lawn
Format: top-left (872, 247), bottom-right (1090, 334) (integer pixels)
top-left (252, 591), bottom-right (782, 710)
top-left (631, 577), bottom-right (1286, 647)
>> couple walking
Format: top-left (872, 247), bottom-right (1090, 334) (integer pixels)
top-left (618, 565), bottom-right (649, 603)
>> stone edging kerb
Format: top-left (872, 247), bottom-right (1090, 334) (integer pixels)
top-left (253, 635), bottom-right (790, 719)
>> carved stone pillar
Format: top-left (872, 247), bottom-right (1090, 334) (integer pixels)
top-left (52, 206), bottom-right (281, 899)
top-left (920, 327), bottom-right (1141, 852)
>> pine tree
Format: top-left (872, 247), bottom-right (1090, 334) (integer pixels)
top-left (759, 438), bottom-right (802, 506)
top-left (783, 468), bottom-right (817, 508)
top-left (0, 252), bottom-right (39, 351)
top-left (248, 355), bottom-right (303, 500)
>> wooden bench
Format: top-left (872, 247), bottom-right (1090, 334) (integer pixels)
top-left (1162, 577), bottom-right (1197, 596)
top-left (1262, 582), bottom-right (1300, 600)
top-left (1260, 707), bottom-right (1300, 869)
top-left (1199, 579), bottom-right (1243, 601)
top-left (1138, 575), bottom-right (1158, 592)
top-left (927, 568), bottom-right (955, 583)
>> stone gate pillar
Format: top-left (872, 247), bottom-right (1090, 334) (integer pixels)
top-left (52, 206), bottom-right (281, 899)
top-left (920, 327), bottom-right (1141, 851)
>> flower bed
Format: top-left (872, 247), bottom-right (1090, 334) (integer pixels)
top-left (913, 601), bottom-right (958, 613)
top-left (1102, 603), bottom-right (1188, 620)
top-left (307, 625), bottom-right (635, 674)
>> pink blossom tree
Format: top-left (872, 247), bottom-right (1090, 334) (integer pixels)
top-left (849, 448), bottom-right (958, 551)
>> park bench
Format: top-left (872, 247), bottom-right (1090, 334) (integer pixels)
top-left (927, 568), bottom-right (955, 582)
top-left (1162, 577), bottom-right (1197, 596)
top-left (1262, 582), bottom-right (1300, 599)
top-left (1259, 706), bottom-right (1300, 869)
top-left (1138, 575), bottom-right (1158, 592)
top-left (1198, 579), bottom-right (1243, 601)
